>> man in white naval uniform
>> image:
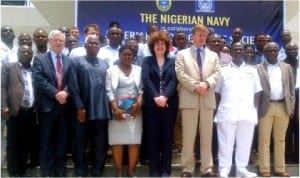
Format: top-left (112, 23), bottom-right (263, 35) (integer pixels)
top-left (214, 42), bottom-right (262, 177)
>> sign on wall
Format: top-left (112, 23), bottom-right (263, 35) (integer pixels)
top-left (76, 0), bottom-right (283, 45)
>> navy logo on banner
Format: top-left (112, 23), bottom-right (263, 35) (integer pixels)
top-left (195, 0), bottom-right (215, 13)
top-left (156, 0), bottom-right (172, 12)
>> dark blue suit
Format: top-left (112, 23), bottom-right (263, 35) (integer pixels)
top-left (32, 52), bottom-right (71, 176)
top-left (142, 56), bottom-right (179, 176)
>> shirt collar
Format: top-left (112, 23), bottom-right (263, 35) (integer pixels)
top-left (192, 45), bottom-right (204, 52)
top-left (18, 62), bottom-right (32, 70)
top-left (229, 61), bottom-right (246, 68)
top-left (265, 59), bottom-right (280, 66)
top-left (50, 50), bottom-right (62, 59)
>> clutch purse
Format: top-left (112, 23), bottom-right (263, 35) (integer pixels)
top-left (117, 97), bottom-right (136, 115)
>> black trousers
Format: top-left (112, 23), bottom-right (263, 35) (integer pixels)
top-left (39, 105), bottom-right (68, 176)
top-left (144, 106), bottom-right (177, 176)
top-left (6, 108), bottom-right (36, 176)
top-left (72, 119), bottom-right (108, 176)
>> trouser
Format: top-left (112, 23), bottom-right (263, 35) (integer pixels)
top-left (39, 105), bottom-right (68, 176)
top-left (144, 106), bottom-right (177, 176)
top-left (217, 121), bottom-right (255, 175)
top-left (258, 102), bottom-right (289, 173)
top-left (6, 108), bottom-right (36, 176)
top-left (181, 106), bottom-right (214, 174)
top-left (73, 119), bottom-right (108, 175)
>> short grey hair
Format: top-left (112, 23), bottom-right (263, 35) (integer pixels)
top-left (263, 42), bottom-right (279, 52)
top-left (48, 29), bottom-right (65, 40)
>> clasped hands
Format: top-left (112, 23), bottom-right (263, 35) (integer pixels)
top-left (55, 91), bottom-right (68, 104)
top-left (194, 82), bottom-right (209, 95)
top-left (154, 96), bottom-right (168, 108)
top-left (114, 103), bottom-right (141, 121)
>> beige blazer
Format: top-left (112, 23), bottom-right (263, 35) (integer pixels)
top-left (257, 61), bottom-right (295, 117)
top-left (175, 47), bottom-right (220, 109)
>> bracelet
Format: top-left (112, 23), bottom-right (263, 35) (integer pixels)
top-left (136, 102), bottom-right (142, 107)
top-left (113, 109), bottom-right (121, 115)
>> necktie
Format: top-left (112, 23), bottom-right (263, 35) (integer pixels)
top-left (197, 49), bottom-right (203, 81)
top-left (56, 55), bottom-right (63, 91)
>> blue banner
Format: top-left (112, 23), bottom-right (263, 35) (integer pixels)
top-left (77, 0), bottom-right (283, 45)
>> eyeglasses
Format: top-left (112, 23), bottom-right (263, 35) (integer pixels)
top-left (266, 49), bottom-right (278, 52)
top-left (86, 42), bottom-right (100, 46)
top-left (52, 39), bottom-right (65, 43)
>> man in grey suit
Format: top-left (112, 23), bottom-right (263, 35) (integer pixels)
top-left (175, 24), bottom-right (220, 177)
top-left (257, 42), bottom-right (295, 177)
top-left (1, 45), bottom-right (36, 177)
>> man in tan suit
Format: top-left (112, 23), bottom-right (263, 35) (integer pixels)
top-left (257, 42), bottom-right (295, 177)
top-left (175, 24), bottom-right (220, 177)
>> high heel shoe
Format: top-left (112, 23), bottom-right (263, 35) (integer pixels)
top-left (126, 172), bottom-right (136, 177)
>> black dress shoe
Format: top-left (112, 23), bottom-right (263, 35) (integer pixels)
top-left (41, 171), bottom-right (54, 177)
top-left (55, 170), bottom-right (66, 177)
top-left (27, 161), bottom-right (39, 168)
top-left (75, 169), bottom-right (88, 177)
top-left (9, 173), bottom-right (23, 177)
top-left (181, 171), bottom-right (192, 178)
top-left (201, 171), bottom-right (218, 177)
top-left (140, 159), bottom-right (150, 165)
top-left (274, 172), bottom-right (290, 177)
top-left (161, 172), bottom-right (170, 177)
top-left (90, 170), bottom-right (103, 177)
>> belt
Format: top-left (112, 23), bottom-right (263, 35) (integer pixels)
top-left (270, 99), bottom-right (284, 103)
top-left (19, 106), bottom-right (33, 111)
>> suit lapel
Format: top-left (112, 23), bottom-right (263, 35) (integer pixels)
top-left (279, 62), bottom-right (287, 88)
top-left (47, 52), bottom-right (57, 82)
top-left (162, 58), bottom-right (171, 74)
top-left (202, 48), bottom-right (210, 79)
top-left (150, 56), bottom-right (160, 75)
top-left (262, 62), bottom-right (271, 89)
top-left (13, 63), bottom-right (24, 85)
top-left (62, 55), bottom-right (69, 77)
top-left (189, 47), bottom-right (200, 74)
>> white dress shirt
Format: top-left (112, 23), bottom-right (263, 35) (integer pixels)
top-left (69, 46), bottom-right (86, 60)
top-left (97, 45), bottom-right (120, 67)
top-left (266, 62), bottom-right (284, 100)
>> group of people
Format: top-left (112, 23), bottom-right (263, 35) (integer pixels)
top-left (0, 22), bottom-right (299, 178)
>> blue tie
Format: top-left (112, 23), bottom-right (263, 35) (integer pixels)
top-left (197, 49), bottom-right (203, 81)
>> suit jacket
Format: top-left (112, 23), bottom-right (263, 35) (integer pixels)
top-left (175, 47), bottom-right (220, 109)
top-left (142, 56), bottom-right (178, 108)
top-left (257, 61), bottom-right (295, 118)
top-left (1, 63), bottom-right (34, 116)
top-left (32, 52), bottom-right (71, 112)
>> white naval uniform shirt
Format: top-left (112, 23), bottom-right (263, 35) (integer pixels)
top-left (214, 62), bottom-right (262, 124)
top-left (97, 45), bottom-right (120, 67)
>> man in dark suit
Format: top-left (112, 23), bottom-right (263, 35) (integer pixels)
top-left (1, 45), bottom-right (36, 177)
top-left (257, 42), bottom-right (295, 177)
top-left (32, 30), bottom-right (71, 177)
